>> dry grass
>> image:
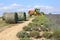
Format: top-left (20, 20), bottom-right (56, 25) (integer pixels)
top-left (0, 18), bottom-right (8, 27)
top-left (0, 18), bottom-right (15, 27)
top-left (0, 18), bottom-right (17, 32)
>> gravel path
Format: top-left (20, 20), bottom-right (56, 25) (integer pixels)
top-left (0, 18), bottom-right (34, 40)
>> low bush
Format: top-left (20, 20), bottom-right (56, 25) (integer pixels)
top-left (29, 31), bottom-right (40, 38)
top-left (31, 26), bottom-right (40, 31)
top-left (23, 26), bottom-right (40, 31)
top-left (23, 26), bottom-right (31, 31)
top-left (28, 23), bottom-right (34, 27)
top-left (33, 23), bottom-right (41, 27)
top-left (43, 32), bottom-right (52, 39)
top-left (32, 18), bottom-right (39, 22)
top-left (28, 23), bottom-right (40, 27)
top-left (40, 26), bottom-right (48, 31)
top-left (43, 23), bottom-right (49, 28)
top-left (16, 31), bottom-right (29, 38)
top-left (20, 37), bottom-right (32, 40)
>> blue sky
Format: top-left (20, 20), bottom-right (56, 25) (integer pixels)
top-left (0, 0), bottom-right (60, 16)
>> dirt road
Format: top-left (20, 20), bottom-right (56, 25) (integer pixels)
top-left (0, 18), bottom-right (34, 40)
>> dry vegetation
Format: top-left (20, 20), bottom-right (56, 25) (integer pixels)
top-left (16, 15), bottom-right (53, 40)
top-left (0, 17), bottom-right (17, 32)
top-left (45, 14), bottom-right (60, 40)
top-left (16, 15), bottom-right (60, 40)
top-left (0, 18), bottom-right (8, 27)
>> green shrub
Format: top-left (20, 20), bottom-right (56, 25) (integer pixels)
top-left (20, 37), bottom-right (32, 40)
top-left (23, 25), bottom-right (40, 31)
top-left (43, 32), bottom-right (52, 39)
top-left (28, 23), bottom-right (34, 27)
top-left (28, 23), bottom-right (39, 27)
top-left (23, 26), bottom-right (31, 31)
top-left (33, 23), bottom-right (41, 27)
top-left (40, 26), bottom-right (48, 31)
top-left (16, 31), bottom-right (29, 38)
top-left (31, 26), bottom-right (40, 31)
top-left (43, 23), bottom-right (49, 28)
top-left (30, 31), bottom-right (40, 38)
top-left (32, 16), bottom-right (49, 26)
top-left (32, 18), bottom-right (39, 22)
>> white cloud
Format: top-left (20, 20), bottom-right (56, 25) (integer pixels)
top-left (33, 5), bottom-right (60, 14)
top-left (34, 5), bottom-right (54, 10)
top-left (0, 4), bottom-right (60, 14)
top-left (34, 5), bottom-right (40, 8)
top-left (10, 3), bottom-right (21, 7)
top-left (0, 3), bottom-right (21, 10)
